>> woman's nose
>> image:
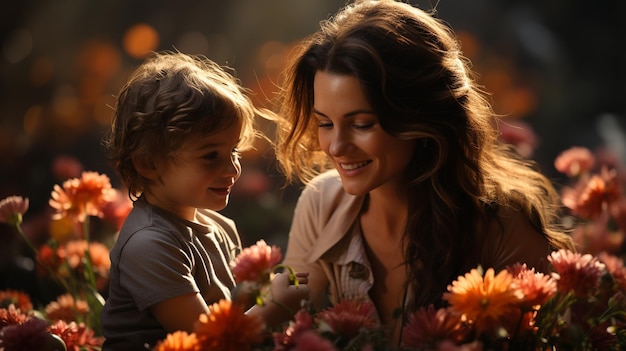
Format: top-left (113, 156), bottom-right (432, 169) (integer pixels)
top-left (328, 130), bottom-right (352, 156)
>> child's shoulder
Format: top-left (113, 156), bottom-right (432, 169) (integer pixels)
top-left (195, 208), bottom-right (236, 230)
top-left (195, 209), bottom-right (241, 247)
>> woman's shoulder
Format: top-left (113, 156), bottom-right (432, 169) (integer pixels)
top-left (300, 170), bottom-right (352, 204)
top-left (476, 204), bottom-right (553, 273)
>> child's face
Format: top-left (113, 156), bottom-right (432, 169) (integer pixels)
top-left (145, 120), bottom-right (243, 221)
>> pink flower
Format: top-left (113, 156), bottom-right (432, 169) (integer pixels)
top-left (0, 196), bottom-right (29, 226)
top-left (548, 249), bottom-right (606, 298)
top-left (292, 330), bottom-right (338, 351)
top-left (316, 299), bottom-right (379, 339)
top-left (273, 309), bottom-right (315, 350)
top-left (402, 305), bottom-right (468, 348)
top-left (230, 240), bottom-right (282, 284)
top-left (554, 146), bottom-right (595, 177)
top-left (507, 263), bottom-right (557, 309)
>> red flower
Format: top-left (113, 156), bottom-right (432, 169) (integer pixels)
top-left (0, 304), bottom-right (28, 329)
top-left (48, 319), bottom-right (104, 351)
top-left (0, 290), bottom-right (33, 312)
top-left (316, 299), bottom-right (378, 339)
top-left (402, 305), bottom-right (468, 348)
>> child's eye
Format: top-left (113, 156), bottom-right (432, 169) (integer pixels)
top-left (203, 151), bottom-right (218, 160)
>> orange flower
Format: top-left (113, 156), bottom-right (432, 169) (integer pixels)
top-left (49, 171), bottom-right (116, 222)
top-left (48, 319), bottom-right (104, 351)
top-left (316, 299), bottom-right (378, 339)
top-left (0, 304), bottom-right (28, 329)
top-left (554, 146), bottom-right (595, 177)
top-left (548, 249), bottom-right (606, 298)
top-left (58, 240), bottom-right (111, 276)
top-left (561, 169), bottom-right (622, 220)
top-left (0, 290), bottom-right (33, 312)
top-left (194, 299), bottom-right (265, 351)
top-left (154, 331), bottom-right (202, 351)
top-left (402, 305), bottom-right (468, 348)
top-left (45, 293), bottom-right (89, 323)
top-left (230, 240), bottom-right (282, 284)
top-left (443, 268), bottom-right (522, 335)
top-left (0, 196), bottom-right (29, 226)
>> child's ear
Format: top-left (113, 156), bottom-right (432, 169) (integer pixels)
top-left (132, 156), bottom-right (159, 180)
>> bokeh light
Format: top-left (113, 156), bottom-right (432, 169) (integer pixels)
top-left (122, 23), bottom-right (160, 58)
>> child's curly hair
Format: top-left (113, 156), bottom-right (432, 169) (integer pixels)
top-left (103, 51), bottom-right (259, 199)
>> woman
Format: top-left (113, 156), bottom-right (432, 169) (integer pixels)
top-left (273, 0), bottom-right (574, 345)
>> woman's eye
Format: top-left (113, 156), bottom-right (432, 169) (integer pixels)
top-left (317, 121), bottom-right (333, 129)
top-left (354, 123), bottom-right (374, 130)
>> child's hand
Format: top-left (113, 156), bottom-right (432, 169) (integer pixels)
top-left (269, 271), bottom-right (310, 313)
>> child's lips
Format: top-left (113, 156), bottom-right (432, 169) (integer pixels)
top-left (209, 187), bottom-right (231, 195)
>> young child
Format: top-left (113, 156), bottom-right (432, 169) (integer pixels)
top-left (100, 51), bottom-right (308, 350)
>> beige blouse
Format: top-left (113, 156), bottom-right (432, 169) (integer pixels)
top-left (283, 170), bottom-right (555, 310)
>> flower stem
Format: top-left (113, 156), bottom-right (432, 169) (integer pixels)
top-left (14, 222), bottom-right (71, 292)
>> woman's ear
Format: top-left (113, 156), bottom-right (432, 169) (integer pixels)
top-left (132, 156), bottom-right (159, 180)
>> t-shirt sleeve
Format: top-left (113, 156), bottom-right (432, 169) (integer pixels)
top-left (118, 228), bottom-right (198, 311)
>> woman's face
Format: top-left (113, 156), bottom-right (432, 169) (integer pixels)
top-left (313, 71), bottom-right (417, 196)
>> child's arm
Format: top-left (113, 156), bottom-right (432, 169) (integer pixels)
top-left (149, 292), bottom-right (209, 333)
top-left (246, 272), bottom-right (310, 327)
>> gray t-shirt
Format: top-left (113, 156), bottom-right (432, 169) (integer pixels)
top-left (101, 197), bottom-right (241, 350)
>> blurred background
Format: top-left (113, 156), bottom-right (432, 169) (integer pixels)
top-left (0, 0), bottom-right (624, 291)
